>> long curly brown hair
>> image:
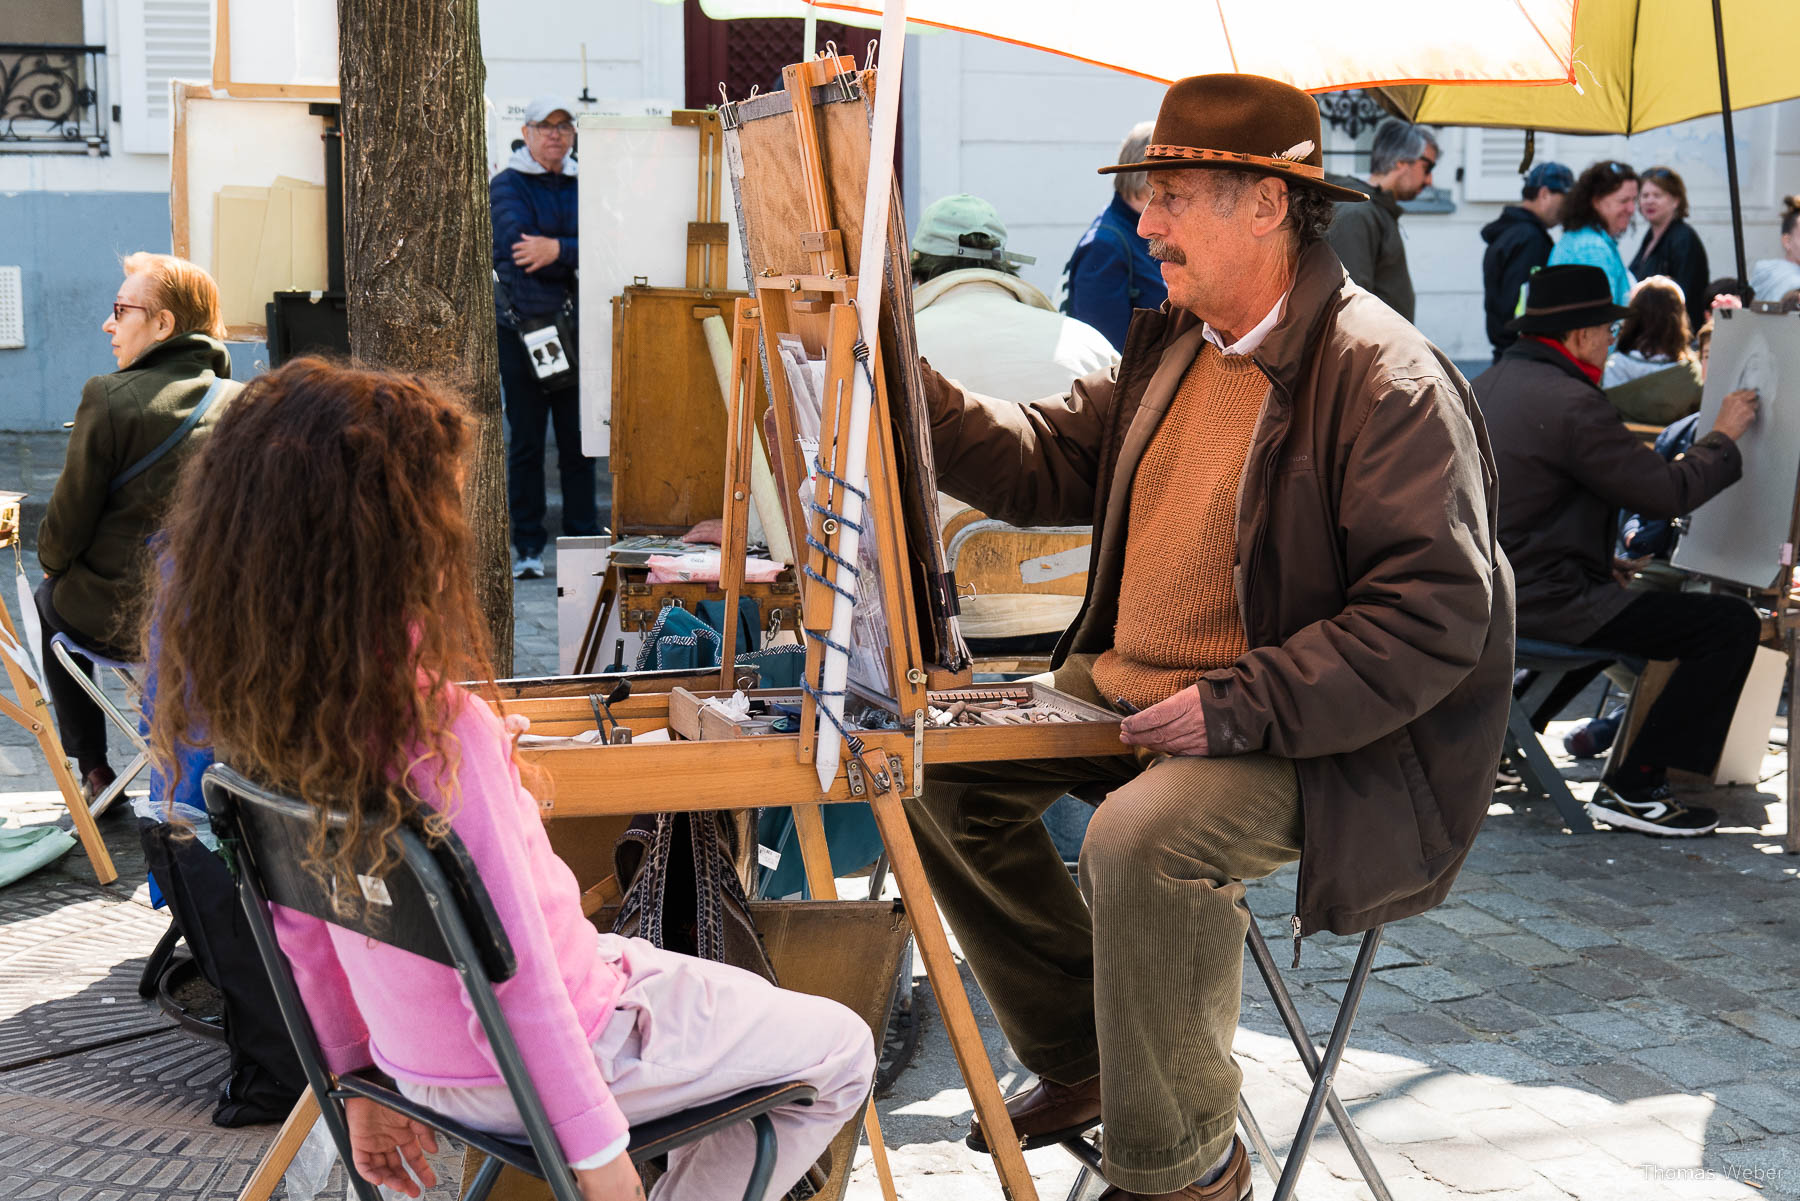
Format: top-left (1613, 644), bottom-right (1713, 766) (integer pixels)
top-left (147, 358), bottom-right (496, 909)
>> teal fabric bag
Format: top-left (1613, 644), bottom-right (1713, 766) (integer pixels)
top-left (0, 823), bottom-right (77, 888)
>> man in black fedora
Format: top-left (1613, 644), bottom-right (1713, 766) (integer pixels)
top-left (1476, 263), bottom-right (1761, 837)
top-left (906, 73), bottom-right (1514, 1200)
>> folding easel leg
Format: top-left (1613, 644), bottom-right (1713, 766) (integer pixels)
top-left (0, 674), bottom-right (117, 885)
top-left (1245, 924), bottom-right (1394, 1201)
top-left (869, 791), bottom-right (1041, 1201)
top-left (793, 802), bottom-right (899, 1201)
top-left (235, 1091), bottom-right (320, 1201)
top-left (1506, 700), bottom-right (1594, 832)
top-left (1787, 627), bottom-right (1800, 855)
top-left (1059, 1134), bottom-right (1102, 1200)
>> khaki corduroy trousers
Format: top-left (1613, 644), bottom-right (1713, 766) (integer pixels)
top-left (903, 654), bottom-right (1302, 1194)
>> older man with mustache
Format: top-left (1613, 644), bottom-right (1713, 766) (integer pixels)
top-left (907, 74), bottom-right (1514, 1200)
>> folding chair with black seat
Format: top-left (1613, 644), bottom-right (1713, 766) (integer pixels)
top-left (48, 630), bottom-right (149, 816)
top-left (201, 763), bottom-right (815, 1201)
top-left (1058, 908), bottom-right (1393, 1201)
top-left (1505, 638), bottom-right (1648, 832)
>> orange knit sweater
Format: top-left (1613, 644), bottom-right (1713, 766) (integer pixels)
top-left (1091, 343), bottom-right (1269, 710)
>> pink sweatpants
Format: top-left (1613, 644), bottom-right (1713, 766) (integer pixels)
top-left (402, 933), bottom-right (876, 1199)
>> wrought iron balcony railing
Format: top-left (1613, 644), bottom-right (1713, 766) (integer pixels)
top-left (0, 43), bottom-right (106, 153)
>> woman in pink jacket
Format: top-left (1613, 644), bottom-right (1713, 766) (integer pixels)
top-left (145, 358), bottom-right (873, 1201)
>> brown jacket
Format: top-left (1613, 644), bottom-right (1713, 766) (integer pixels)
top-left (1476, 337), bottom-right (1741, 643)
top-left (924, 242), bottom-right (1514, 937)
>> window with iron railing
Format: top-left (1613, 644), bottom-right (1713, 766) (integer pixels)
top-left (0, 42), bottom-right (106, 153)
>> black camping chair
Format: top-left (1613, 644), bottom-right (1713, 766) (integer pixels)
top-left (202, 764), bottom-right (814, 1201)
top-left (1059, 909), bottom-right (1394, 1201)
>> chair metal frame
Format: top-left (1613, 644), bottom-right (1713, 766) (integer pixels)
top-left (202, 764), bottom-right (813, 1201)
top-left (1061, 920), bottom-right (1394, 1201)
top-left (48, 631), bottom-right (149, 818)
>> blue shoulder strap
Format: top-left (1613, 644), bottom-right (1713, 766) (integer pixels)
top-left (108, 376), bottom-right (230, 496)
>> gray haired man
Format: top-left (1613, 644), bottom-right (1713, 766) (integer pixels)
top-left (1325, 118), bottom-right (1439, 322)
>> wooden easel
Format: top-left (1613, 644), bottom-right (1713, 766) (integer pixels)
top-left (235, 54), bottom-right (1130, 1201)
top-left (0, 492), bottom-right (117, 885)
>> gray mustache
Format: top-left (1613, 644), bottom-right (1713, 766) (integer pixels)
top-left (1147, 239), bottom-right (1185, 265)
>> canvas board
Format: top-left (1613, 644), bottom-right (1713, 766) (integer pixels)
top-left (222, 0), bottom-right (338, 89)
top-left (173, 90), bottom-right (331, 339)
top-left (576, 114), bottom-right (748, 456)
top-left (1671, 307), bottom-right (1800, 589)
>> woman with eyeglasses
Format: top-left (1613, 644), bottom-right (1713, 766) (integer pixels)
top-left (1629, 167), bottom-right (1710, 332)
top-left (35, 252), bottom-right (240, 801)
top-left (1548, 161), bottom-right (1639, 305)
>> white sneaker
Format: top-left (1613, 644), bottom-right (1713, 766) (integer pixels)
top-left (513, 554), bottom-right (544, 580)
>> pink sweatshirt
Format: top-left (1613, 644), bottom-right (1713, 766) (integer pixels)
top-left (269, 688), bottom-right (629, 1162)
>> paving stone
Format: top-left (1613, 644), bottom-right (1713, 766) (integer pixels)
top-left (1397, 1135), bottom-right (1542, 1193)
top-left (1717, 1007), bottom-right (1800, 1046)
top-left (1580, 944), bottom-right (1685, 981)
top-left (1527, 919), bottom-right (1619, 950)
top-left (1379, 1011), bottom-right (1474, 1046)
top-left (1542, 961), bottom-right (1645, 1002)
top-left (1572, 1059), bottom-right (1680, 1102)
top-left (1630, 1043), bottom-right (1740, 1089)
top-left (1495, 978), bottom-right (1603, 1017)
top-left (1485, 933), bottom-right (1579, 968)
top-left (1425, 906), bottom-right (1517, 937)
top-left (1431, 1041), bottom-right (1556, 1083)
top-left (1381, 921), bottom-right (1468, 961)
top-left (1444, 996), bottom-right (1543, 1034)
top-left (1606, 997), bottom-right (1730, 1043)
top-left (1614, 922), bottom-right (1734, 961)
top-left (1547, 895), bottom-right (1653, 929)
top-left (1552, 1009), bottom-right (1669, 1051)
top-left (1759, 987), bottom-right (1800, 1017)
top-left (1651, 971), bottom-right (1759, 1013)
top-left (1374, 966), bottom-right (1483, 1003)
top-left (1441, 950), bottom-right (1536, 990)
top-left (1499, 1026), bottom-right (1610, 1068)
top-left (1714, 1139), bottom-right (1800, 1196)
top-left (1463, 889), bottom-right (1559, 922)
top-left (1343, 1094), bottom-right (1459, 1144)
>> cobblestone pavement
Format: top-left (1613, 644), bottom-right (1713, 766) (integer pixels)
top-left (2, 558), bottom-right (1795, 1201)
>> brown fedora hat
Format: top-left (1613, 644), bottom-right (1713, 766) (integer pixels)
top-left (1100, 74), bottom-right (1367, 204)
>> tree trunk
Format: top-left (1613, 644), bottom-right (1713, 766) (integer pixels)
top-left (337, 0), bottom-right (514, 674)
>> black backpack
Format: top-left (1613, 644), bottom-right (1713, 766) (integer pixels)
top-left (139, 817), bottom-right (307, 1126)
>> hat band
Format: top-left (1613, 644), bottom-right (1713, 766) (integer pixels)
top-left (1145, 145), bottom-right (1324, 180)
top-left (1521, 299), bottom-right (1613, 317)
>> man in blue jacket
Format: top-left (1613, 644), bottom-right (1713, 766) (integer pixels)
top-left (1480, 161), bottom-right (1572, 361)
top-left (1062, 121), bottom-right (1167, 352)
top-left (491, 96), bottom-right (594, 579)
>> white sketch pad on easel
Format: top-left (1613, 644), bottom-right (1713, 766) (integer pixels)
top-left (576, 113), bottom-right (748, 457)
top-left (1672, 307), bottom-right (1800, 590)
top-left (222, 0), bottom-right (338, 89)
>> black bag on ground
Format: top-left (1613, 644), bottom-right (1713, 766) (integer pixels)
top-left (139, 817), bottom-right (306, 1126)
top-left (612, 810), bottom-right (777, 984)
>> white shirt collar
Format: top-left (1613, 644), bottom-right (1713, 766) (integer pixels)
top-left (1202, 290), bottom-right (1289, 357)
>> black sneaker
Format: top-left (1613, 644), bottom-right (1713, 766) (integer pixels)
top-left (1588, 781), bottom-right (1719, 837)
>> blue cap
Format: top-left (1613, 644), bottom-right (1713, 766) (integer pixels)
top-left (1524, 161), bottom-right (1574, 194)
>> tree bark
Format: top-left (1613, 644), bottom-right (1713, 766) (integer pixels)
top-left (337, 0), bottom-right (514, 674)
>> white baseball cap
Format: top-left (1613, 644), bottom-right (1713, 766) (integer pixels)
top-left (523, 97), bottom-right (576, 125)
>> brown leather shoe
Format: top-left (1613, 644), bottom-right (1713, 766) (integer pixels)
top-left (965, 1073), bottom-right (1102, 1153)
top-left (1097, 1137), bottom-right (1252, 1200)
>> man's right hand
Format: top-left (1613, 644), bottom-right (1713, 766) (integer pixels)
top-left (575, 1155), bottom-right (645, 1201)
top-left (1713, 388), bottom-right (1760, 442)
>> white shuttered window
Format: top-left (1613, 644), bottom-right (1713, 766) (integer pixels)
top-left (118, 0), bottom-right (212, 155)
top-left (1462, 128), bottom-right (1563, 203)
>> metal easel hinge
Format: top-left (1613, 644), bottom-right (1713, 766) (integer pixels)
top-left (913, 708), bottom-right (925, 798)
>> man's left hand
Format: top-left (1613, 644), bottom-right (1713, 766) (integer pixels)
top-left (511, 234), bottom-right (562, 274)
top-left (1119, 686), bottom-right (1210, 756)
top-left (343, 1096), bottom-right (439, 1198)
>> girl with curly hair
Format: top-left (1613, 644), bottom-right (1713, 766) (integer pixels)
top-left (147, 358), bottom-right (872, 1201)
